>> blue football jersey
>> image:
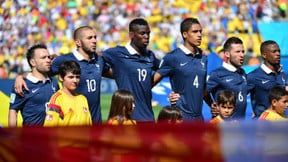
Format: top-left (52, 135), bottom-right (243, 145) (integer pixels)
top-left (207, 63), bottom-right (248, 118)
top-left (157, 45), bottom-right (207, 120)
top-left (247, 64), bottom-right (288, 118)
top-left (102, 44), bottom-right (160, 121)
top-left (9, 74), bottom-right (59, 126)
top-left (51, 51), bottom-right (107, 123)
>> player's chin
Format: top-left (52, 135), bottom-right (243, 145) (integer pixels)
top-left (142, 42), bottom-right (149, 47)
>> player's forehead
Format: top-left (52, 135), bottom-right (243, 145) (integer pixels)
top-left (80, 28), bottom-right (97, 38)
top-left (133, 25), bottom-right (150, 33)
top-left (188, 23), bottom-right (202, 31)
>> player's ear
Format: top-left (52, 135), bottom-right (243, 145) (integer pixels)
top-left (182, 32), bottom-right (188, 39)
top-left (75, 39), bottom-right (81, 47)
top-left (224, 51), bottom-right (230, 58)
top-left (29, 58), bottom-right (36, 67)
top-left (261, 52), bottom-right (267, 60)
top-left (129, 31), bottom-right (134, 39)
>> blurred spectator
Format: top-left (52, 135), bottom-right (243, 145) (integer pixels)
top-left (0, 0), bottom-right (286, 79)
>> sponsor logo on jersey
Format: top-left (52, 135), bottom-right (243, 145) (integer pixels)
top-left (180, 62), bottom-right (188, 66)
top-left (31, 88), bottom-right (39, 93)
top-left (261, 80), bottom-right (270, 84)
top-left (226, 78), bottom-right (233, 82)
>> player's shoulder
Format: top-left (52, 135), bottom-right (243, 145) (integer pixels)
top-left (105, 45), bottom-right (125, 52)
top-left (52, 53), bottom-right (74, 63)
top-left (209, 66), bottom-right (226, 76)
top-left (162, 48), bottom-right (182, 60)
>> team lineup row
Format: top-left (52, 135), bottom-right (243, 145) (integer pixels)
top-left (8, 17), bottom-right (288, 127)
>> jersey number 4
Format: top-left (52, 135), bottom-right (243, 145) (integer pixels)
top-left (193, 75), bottom-right (199, 88)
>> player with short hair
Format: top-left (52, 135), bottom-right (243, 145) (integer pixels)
top-left (8, 44), bottom-right (59, 127)
top-left (247, 40), bottom-right (288, 118)
top-left (207, 37), bottom-right (248, 119)
top-left (154, 17), bottom-right (212, 121)
top-left (14, 26), bottom-right (110, 124)
top-left (102, 18), bottom-right (160, 122)
top-left (50, 26), bottom-right (109, 124)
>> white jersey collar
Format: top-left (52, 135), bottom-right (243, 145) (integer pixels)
top-left (125, 43), bottom-right (138, 55)
top-left (261, 64), bottom-right (273, 74)
top-left (72, 48), bottom-right (85, 61)
top-left (26, 73), bottom-right (50, 83)
top-left (223, 62), bottom-right (238, 72)
top-left (179, 44), bottom-right (200, 55)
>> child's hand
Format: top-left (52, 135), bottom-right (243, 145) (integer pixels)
top-left (210, 102), bottom-right (219, 118)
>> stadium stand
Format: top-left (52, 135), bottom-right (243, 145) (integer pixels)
top-left (0, 0), bottom-right (287, 79)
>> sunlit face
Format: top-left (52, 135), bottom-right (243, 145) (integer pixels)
top-left (31, 48), bottom-right (51, 73)
top-left (262, 43), bottom-right (281, 66)
top-left (78, 29), bottom-right (97, 55)
top-left (183, 23), bottom-right (202, 47)
top-left (273, 95), bottom-right (288, 117)
top-left (225, 43), bottom-right (245, 68)
top-left (218, 102), bottom-right (235, 119)
top-left (130, 25), bottom-right (150, 49)
top-left (60, 72), bottom-right (80, 92)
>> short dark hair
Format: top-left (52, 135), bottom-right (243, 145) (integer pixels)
top-left (180, 17), bottom-right (201, 39)
top-left (58, 60), bottom-right (81, 78)
top-left (223, 37), bottom-right (243, 52)
top-left (73, 26), bottom-right (94, 40)
top-left (157, 106), bottom-right (183, 123)
top-left (269, 86), bottom-right (288, 103)
top-left (217, 90), bottom-right (236, 107)
top-left (26, 44), bottom-right (48, 67)
top-left (260, 40), bottom-right (278, 54)
top-left (129, 18), bottom-right (149, 32)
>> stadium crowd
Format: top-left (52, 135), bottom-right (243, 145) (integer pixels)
top-left (0, 0), bottom-right (287, 79)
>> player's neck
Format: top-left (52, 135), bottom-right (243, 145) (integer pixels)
top-left (31, 70), bottom-right (48, 81)
top-left (130, 43), bottom-right (146, 56)
top-left (77, 49), bottom-right (91, 60)
top-left (264, 62), bottom-right (278, 73)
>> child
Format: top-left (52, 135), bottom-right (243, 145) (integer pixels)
top-left (157, 106), bottom-right (183, 124)
top-left (107, 89), bottom-right (136, 125)
top-left (209, 90), bottom-right (236, 124)
top-left (259, 86), bottom-right (288, 121)
top-left (44, 60), bottom-right (92, 126)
